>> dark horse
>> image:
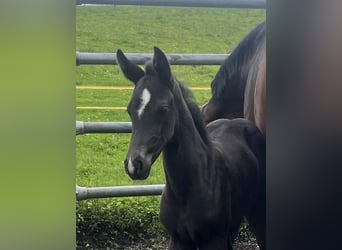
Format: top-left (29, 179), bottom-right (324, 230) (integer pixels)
top-left (201, 21), bottom-right (266, 135)
top-left (117, 47), bottom-right (265, 250)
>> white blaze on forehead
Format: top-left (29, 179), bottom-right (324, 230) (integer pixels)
top-left (137, 88), bottom-right (151, 119)
top-left (127, 158), bottom-right (135, 175)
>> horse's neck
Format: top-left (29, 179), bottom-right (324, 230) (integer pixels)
top-left (223, 32), bottom-right (266, 87)
top-left (213, 38), bottom-right (265, 118)
top-left (162, 91), bottom-right (211, 199)
top-left (232, 27), bottom-right (266, 80)
top-left (223, 51), bottom-right (255, 91)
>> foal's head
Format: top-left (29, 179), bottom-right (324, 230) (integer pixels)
top-left (117, 47), bottom-right (177, 180)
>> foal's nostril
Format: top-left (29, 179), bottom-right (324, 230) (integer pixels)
top-left (135, 159), bottom-right (143, 173)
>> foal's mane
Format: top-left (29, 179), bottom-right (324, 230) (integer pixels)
top-left (145, 62), bottom-right (210, 146)
top-left (212, 21), bottom-right (266, 98)
top-left (178, 83), bottom-right (210, 145)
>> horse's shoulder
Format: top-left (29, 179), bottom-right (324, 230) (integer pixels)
top-left (207, 118), bottom-right (256, 135)
top-left (207, 118), bottom-right (264, 166)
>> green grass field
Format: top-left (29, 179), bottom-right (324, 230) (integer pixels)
top-left (76, 5), bottom-right (265, 247)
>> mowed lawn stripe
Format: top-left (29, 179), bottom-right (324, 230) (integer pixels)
top-left (77, 106), bottom-right (126, 110)
top-left (76, 85), bottom-right (210, 90)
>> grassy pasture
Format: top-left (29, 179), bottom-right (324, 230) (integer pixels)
top-left (76, 5), bottom-right (265, 248)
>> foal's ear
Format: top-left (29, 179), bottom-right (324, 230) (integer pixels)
top-left (153, 47), bottom-right (173, 84)
top-left (116, 49), bottom-right (145, 84)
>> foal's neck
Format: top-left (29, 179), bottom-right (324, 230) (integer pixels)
top-left (162, 84), bottom-right (211, 199)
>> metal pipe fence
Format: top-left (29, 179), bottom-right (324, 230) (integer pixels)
top-left (76, 121), bottom-right (132, 135)
top-left (76, 184), bottom-right (164, 201)
top-left (76, 121), bottom-right (166, 201)
top-left (76, 52), bottom-right (228, 66)
top-left (76, 0), bottom-right (266, 9)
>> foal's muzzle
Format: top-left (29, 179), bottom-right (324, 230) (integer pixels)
top-left (124, 155), bottom-right (151, 180)
top-left (200, 103), bottom-right (211, 124)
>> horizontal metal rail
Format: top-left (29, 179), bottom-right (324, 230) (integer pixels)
top-left (76, 184), bottom-right (165, 201)
top-left (76, 121), bottom-right (132, 135)
top-left (76, 0), bottom-right (266, 9)
top-left (76, 52), bottom-right (228, 66)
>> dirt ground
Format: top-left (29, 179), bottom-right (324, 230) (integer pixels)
top-left (77, 236), bottom-right (259, 249)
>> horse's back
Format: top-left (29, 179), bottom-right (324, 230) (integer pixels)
top-left (207, 118), bottom-right (264, 151)
top-left (207, 118), bottom-right (265, 192)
